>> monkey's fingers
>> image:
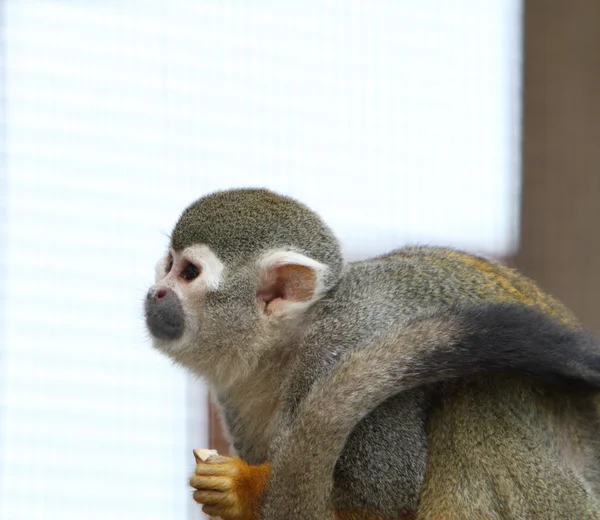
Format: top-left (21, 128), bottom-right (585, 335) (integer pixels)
top-left (190, 474), bottom-right (234, 491)
top-left (193, 489), bottom-right (247, 520)
top-left (194, 459), bottom-right (241, 477)
top-left (192, 489), bottom-right (236, 507)
top-left (202, 504), bottom-right (227, 518)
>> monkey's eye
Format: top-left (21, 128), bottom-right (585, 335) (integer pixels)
top-left (182, 262), bottom-right (201, 281)
top-left (166, 255), bottom-right (174, 274)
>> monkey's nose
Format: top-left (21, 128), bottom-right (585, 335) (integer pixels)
top-left (147, 286), bottom-right (169, 301)
top-left (145, 286), bottom-right (184, 341)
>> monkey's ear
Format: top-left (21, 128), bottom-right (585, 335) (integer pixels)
top-left (257, 251), bottom-right (327, 316)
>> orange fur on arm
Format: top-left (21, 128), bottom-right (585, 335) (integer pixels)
top-left (230, 460), bottom-right (271, 520)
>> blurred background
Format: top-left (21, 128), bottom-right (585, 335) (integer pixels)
top-left (0, 1), bottom-right (598, 519)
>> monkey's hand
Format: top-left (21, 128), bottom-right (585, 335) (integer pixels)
top-left (190, 455), bottom-right (270, 520)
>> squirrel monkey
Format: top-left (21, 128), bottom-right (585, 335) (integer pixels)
top-left (145, 188), bottom-right (600, 520)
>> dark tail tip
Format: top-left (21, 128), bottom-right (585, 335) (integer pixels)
top-left (416, 303), bottom-right (600, 391)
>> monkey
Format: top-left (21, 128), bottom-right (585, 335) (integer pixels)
top-left (144, 188), bottom-right (600, 520)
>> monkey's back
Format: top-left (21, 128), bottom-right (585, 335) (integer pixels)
top-left (374, 246), bottom-right (576, 322)
top-left (322, 246), bottom-right (600, 519)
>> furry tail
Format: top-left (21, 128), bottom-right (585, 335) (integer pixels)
top-left (260, 303), bottom-right (600, 520)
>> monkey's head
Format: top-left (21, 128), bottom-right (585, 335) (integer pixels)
top-left (145, 188), bottom-right (344, 386)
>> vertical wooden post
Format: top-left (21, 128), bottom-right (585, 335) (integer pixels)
top-left (208, 394), bottom-right (231, 456)
top-left (516, 0), bottom-right (600, 332)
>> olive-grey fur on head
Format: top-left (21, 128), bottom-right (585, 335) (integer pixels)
top-left (171, 188), bottom-right (345, 291)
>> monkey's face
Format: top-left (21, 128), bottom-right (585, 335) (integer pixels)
top-left (145, 242), bottom-right (330, 385)
top-left (145, 244), bottom-right (248, 366)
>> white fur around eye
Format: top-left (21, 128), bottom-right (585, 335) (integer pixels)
top-left (183, 245), bottom-right (225, 290)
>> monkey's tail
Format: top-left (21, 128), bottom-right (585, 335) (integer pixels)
top-left (260, 303), bottom-right (600, 520)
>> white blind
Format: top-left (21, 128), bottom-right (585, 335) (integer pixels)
top-left (1, 2), bottom-right (209, 520)
top-left (1, 1), bottom-right (522, 519)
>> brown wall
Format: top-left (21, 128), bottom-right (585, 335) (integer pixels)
top-left (516, 0), bottom-right (600, 332)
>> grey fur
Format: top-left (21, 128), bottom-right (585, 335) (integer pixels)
top-left (148, 188), bottom-right (600, 520)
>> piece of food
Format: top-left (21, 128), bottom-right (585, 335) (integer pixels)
top-left (193, 448), bottom-right (219, 462)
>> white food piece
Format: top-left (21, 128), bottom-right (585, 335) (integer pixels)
top-left (193, 448), bottom-right (219, 462)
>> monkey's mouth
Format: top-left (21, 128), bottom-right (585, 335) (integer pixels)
top-left (144, 301), bottom-right (185, 341)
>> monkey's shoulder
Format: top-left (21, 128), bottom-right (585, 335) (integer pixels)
top-left (339, 245), bottom-right (576, 324)
top-left (356, 245), bottom-right (530, 298)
